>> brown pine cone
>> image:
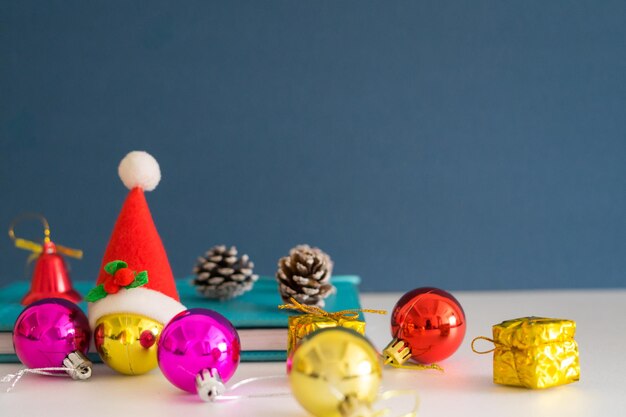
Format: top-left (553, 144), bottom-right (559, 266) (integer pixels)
top-left (276, 244), bottom-right (335, 307)
top-left (193, 245), bottom-right (258, 300)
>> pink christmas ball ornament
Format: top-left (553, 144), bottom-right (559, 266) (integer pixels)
top-left (157, 308), bottom-right (241, 401)
top-left (12, 298), bottom-right (92, 379)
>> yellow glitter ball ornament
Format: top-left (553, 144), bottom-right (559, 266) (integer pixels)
top-left (94, 313), bottom-right (163, 375)
top-left (287, 327), bottom-right (382, 417)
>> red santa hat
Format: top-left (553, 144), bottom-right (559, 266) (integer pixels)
top-left (87, 151), bottom-right (186, 329)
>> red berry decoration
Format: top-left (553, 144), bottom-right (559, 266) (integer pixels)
top-left (383, 287), bottom-right (466, 367)
top-left (113, 268), bottom-right (136, 286)
top-left (85, 260), bottom-right (149, 302)
top-left (103, 278), bottom-right (120, 294)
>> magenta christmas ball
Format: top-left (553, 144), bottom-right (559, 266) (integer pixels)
top-left (157, 308), bottom-right (241, 395)
top-left (13, 298), bottom-right (91, 369)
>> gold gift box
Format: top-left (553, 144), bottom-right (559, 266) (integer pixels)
top-left (287, 314), bottom-right (365, 355)
top-left (491, 317), bottom-right (580, 389)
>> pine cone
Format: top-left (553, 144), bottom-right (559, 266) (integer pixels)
top-left (276, 244), bottom-right (335, 307)
top-left (193, 245), bottom-right (258, 300)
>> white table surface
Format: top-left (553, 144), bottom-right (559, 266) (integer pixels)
top-left (1, 289), bottom-right (625, 416)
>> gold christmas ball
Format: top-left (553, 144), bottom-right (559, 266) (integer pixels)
top-left (94, 313), bottom-right (163, 375)
top-left (287, 327), bottom-right (382, 417)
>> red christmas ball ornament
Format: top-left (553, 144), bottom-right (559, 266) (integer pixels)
top-left (384, 287), bottom-right (466, 367)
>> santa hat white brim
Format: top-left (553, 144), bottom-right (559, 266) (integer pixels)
top-left (87, 286), bottom-right (186, 330)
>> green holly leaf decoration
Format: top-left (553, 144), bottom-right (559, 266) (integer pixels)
top-left (104, 260), bottom-right (128, 275)
top-left (126, 270), bottom-right (148, 289)
top-left (85, 284), bottom-right (107, 302)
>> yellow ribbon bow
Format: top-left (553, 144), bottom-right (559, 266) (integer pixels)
top-left (278, 297), bottom-right (387, 321)
top-left (8, 213), bottom-right (83, 263)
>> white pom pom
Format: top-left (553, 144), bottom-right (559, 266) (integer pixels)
top-left (118, 151), bottom-right (161, 191)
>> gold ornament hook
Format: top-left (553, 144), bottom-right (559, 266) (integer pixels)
top-left (374, 390), bottom-right (421, 417)
top-left (9, 212), bottom-right (51, 248)
top-left (335, 389), bottom-right (421, 417)
top-left (470, 336), bottom-right (497, 354)
top-left (8, 213), bottom-right (83, 259)
top-left (382, 338), bottom-right (444, 372)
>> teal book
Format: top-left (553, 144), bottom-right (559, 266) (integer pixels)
top-left (0, 275), bottom-right (362, 363)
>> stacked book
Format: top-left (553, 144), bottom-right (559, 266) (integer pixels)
top-left (0, 275), bottom-right (362, 362)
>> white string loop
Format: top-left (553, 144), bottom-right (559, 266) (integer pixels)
top-left (1, 367), bottom-right (77, 393)
top-left (215, 375), bottom-right (291, 401)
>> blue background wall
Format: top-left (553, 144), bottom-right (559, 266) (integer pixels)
top-left (1, 1), bottom-right (624, 291)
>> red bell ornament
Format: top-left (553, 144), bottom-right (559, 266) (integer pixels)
top-left (384, 287), bottom-right (466, 367)
top-left (9, 214), bottom-right (83, 305)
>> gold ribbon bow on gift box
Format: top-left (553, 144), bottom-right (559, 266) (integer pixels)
top-left (279, 297), bottom-right (387, 321)
top-left (279, 298), bottom-right (387, 354)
